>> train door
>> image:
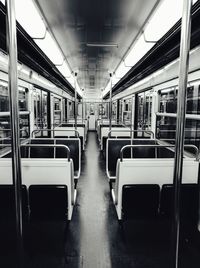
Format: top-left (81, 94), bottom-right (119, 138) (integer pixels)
top-left (52, 96), bottom-right (62, 126)
top-left (88, 103), bottom-right (96, 130)
top-left (62, 98), bottom-right (68, 123)
top-left (112, 101), bottom-right (117, 123)
top-left (68, 100), bottom-right (75, 121)
top-left (122, 97), bottom-right (132, 126)
top-left (118, 99), bottom-right (123, 124)
top-left (33, 88), bottom-right (50, 136)
top-left (135, 89), bottom-right (153, 137)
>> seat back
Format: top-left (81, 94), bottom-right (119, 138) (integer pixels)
top-left (122, 184), bottom-right (160, 220)
top-left (107, 139), bottom-right (131, 177)
top-left (131, 140), bottom-right (156, 158)
top-left (160, 184), bottom-right (199, 223)
top-left (55, 139), bottom-right (80, 173)
top-left (0, 185), bottom-right (28, 221)
top-left (30, 139), bottom-right (54, 158)
top-left (29, 185), bottom-right (68, 221)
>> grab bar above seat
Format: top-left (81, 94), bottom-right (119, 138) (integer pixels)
top-left (120, 144), bottom-right (199, 161)
top-left (31, 128), bottom-right (80, 138)
top-left (21, 144), bottom-right (71, 162)
top-left (108, 129), bottom-right (155, 138)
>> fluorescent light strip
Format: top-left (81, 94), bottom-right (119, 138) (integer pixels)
top-left (15, 0), bottom-right (46, 38)
top-left (124, 34), bottom-right (154, 66)
top-left (57, 61), bottom-right (72, 78)
top-left (86, 43), bottom-right (118, 48)
top-left (35, 31), bottom-right (63, 65)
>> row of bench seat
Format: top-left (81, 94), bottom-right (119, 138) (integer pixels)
top-left (0, 185), bottom-right (68, 221)
top-left (122, 184), bottom-right (199, 224)
top-left (106, 139), bottom-right (174, 178)
top-left (3, 138), bottom-right (81, 179)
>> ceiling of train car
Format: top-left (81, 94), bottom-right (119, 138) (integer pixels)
top-left (35, 0), bottom-right (159, 98)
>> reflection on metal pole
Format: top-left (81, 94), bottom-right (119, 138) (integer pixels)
top-left (109, 73), bottom-right (112, 131)
top-left (82, 100), bottom-right (84, 123)
top-left (173, 1), bottom-right (192, 268)
top-left (74, 72), bottom-right (77, 130)
top-left (6, 0), bottom-right (24, 266)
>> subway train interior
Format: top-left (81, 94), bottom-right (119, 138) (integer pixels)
top-left (1, 0), bottom-right (200, 267)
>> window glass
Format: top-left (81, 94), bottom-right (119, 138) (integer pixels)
top-left (158, 86), bottom-right (200, 114)
top-left (156, 116), bottom-right (200, 154)
top-left (136, 89), bottom-right (152, 137)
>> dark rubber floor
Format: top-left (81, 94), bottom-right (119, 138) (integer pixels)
top-left (0, 132), bottom-right (200, 267)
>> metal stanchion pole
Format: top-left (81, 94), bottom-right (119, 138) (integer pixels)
top-left (109, 73), bottom-right (112, 131)
top-left (6, 0), bottom-right (24, 266)
top-left (172, 1), bottom-right (192, 268)
top-left (74, 72), bottom-right (78, 130)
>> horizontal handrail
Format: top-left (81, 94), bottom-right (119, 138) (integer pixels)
top-left (31, 128), bottom-right (79, 138)
top-left (0, 137), bottom-right (11, 141)
top-left (108, 129), bottom-right (155, 138)
top-left (158, 129), bottom-right (200, 132)
top-left (0, 128), bottom-right (29, 135)
top-left (120, 144), bottom-right (199, 161)
top-left (0, 144), bottom-right (71, 161)
top-left (21, 144), bottom-right (71, 161)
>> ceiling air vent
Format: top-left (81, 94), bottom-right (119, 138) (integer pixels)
top-left (89, 75), bottom-right (95, 87)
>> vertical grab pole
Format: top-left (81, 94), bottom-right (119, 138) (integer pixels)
top-left (109, 73), bottom-right (112, 131)
top-left (101, 89), bottom-right (103, 124)
top-left (173, 1), bottom-right (192, 268)
top-left (82, 99), bottom-right (84, 124)
top-left (74, 72), bottom-right (78, 131)
top-left (6, 0), bottom-right (24, 266)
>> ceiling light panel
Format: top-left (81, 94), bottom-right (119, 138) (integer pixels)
top-left (15, 0), bottom-right (46, 38)
top-left (57, 61), bottom-right (71, 78)
top-left (115, 63), bottom-right (131, 78)
top-left (144, 0), bottom-right (184, 42)
top-left (124, 34), bottom-right (154, 66)
top-left (35, 31), bottom-right (63, 65)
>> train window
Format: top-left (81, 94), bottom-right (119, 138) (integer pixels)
top-left (156, 115), bottom-right (200, 152)
top-left (158, 86), bottom-right (199, 114)
top-left (159, 87), bottom-right (177, 113)
top-left (186, 86), bottom-right (200, 114)
top-left (0, 113), bottom-right (30, 140)
top-left (135, 89), bottom-right (152, 137)
top-left (0, 83), bottom-right (30, 146)
top-left (0, 84), bottom-right (9, 112)
top-left (0, 83), bottom-right (28, 112)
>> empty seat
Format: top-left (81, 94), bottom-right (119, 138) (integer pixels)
top-left (108, 139), bottom-right (131, 177)
top-left (30, 139), bottom-right (54, 158)
top-left (29, 185), bottom-right (68, 221)
top-left (0, 185), bottom-right (28, 221)
top-left (122, 184), bottom-right (160, 220)
top-left (131, 140), bottom-right (156, 158)
top-left (160, 184), bottom-right (199, 223)
top-left (156, 147), bottom-right (174, 158)
top-left (55, 139), bottom-right (80, 174)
